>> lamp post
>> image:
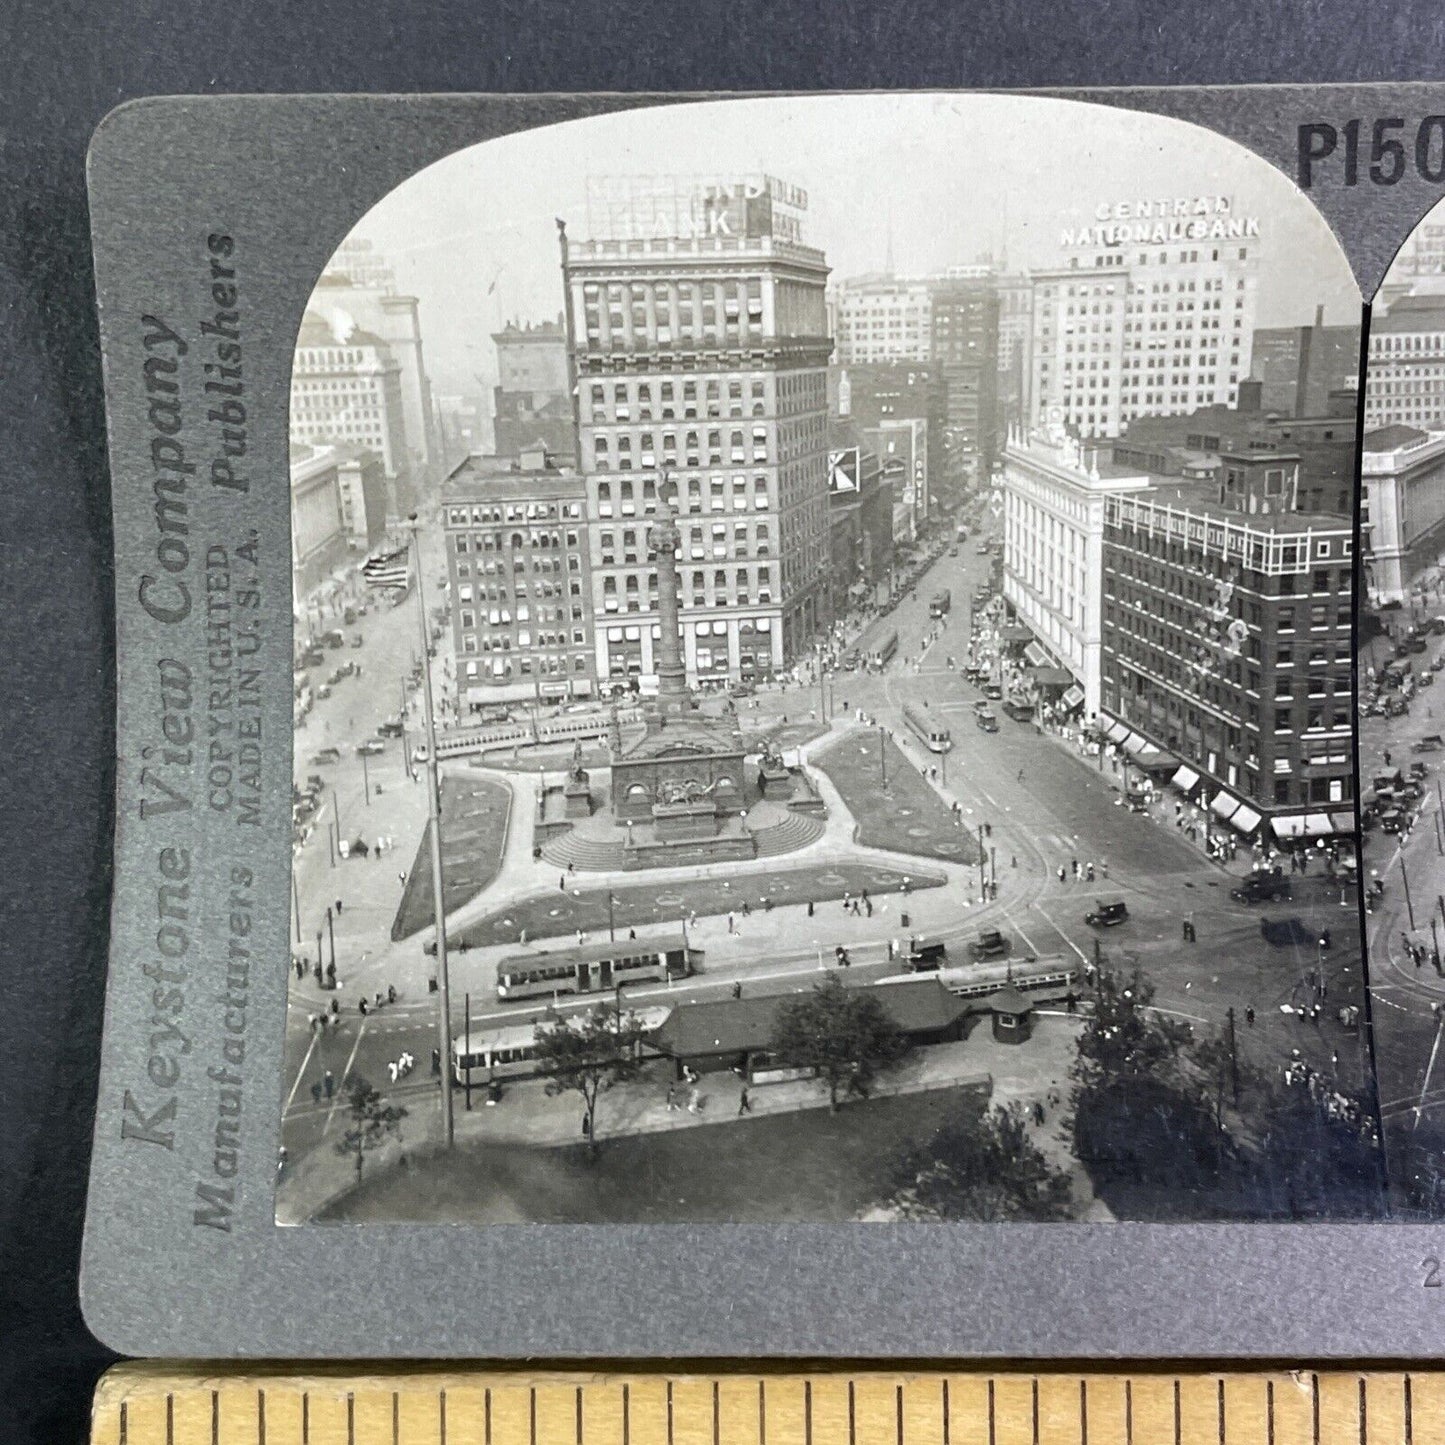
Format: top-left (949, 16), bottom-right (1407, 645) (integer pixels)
top-left (408, 514), bottom-right (455, 1149)
top-left (607, 889), bottom-right (617, 943)
top-left (360, 746), bottom-right (372, 806)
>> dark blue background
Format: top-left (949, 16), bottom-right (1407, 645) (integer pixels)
top-left (2, 4), bottom-right (1442, 1441)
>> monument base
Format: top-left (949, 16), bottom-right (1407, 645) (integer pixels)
top-left (652, 800), bottom-right (723, 842)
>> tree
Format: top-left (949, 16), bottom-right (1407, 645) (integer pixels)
top-left (333, 1075), bottom-right (408, 1181)
top-left (1074, 965), bottom-right (1192, 1085)
top-left (768, 973), bottom-right (908, 1111)
top-left (533, 1003), bottom-right (650, 1153)
top-left (889, 1095), bottom-right (1075, 1221)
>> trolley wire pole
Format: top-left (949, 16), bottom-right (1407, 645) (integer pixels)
top-left (409, 514), bottom-right (455, 1149)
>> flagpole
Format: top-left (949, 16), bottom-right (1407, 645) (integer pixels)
top-left (408, 512), bottom-right (455, 1149)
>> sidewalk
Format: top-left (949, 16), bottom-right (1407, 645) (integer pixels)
top-left (276, 1014), bottom-right (1105, 1224)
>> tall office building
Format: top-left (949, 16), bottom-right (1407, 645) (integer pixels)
top-left (832, 275), bottom-right (933, 364)
top-left (563, 174), bottom-right (832, 687)
top-left (1363, 294), bottom-right (1445, 429)
top-left (1250, 309), bottom-right (1360, 417)
top-left (491, 318), bottom-right (576, 465)
top-left (931, 270), bottom-right (1001, 492)
top-left (1029, 196), bottom-right (1260, 438)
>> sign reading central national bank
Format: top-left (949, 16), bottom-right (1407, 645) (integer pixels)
top-left (1061, 196), bottom-right (1260, 248)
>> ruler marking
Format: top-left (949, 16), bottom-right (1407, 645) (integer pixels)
top-left (1358, 1378), bottom-right (1367, 1445)
top-left (212, 1389), bottom-right (219, 1445)
top-left (1266, 1382), bottom-right (1274, 1445)
top-left (1217, 1381), bottom-right (1224, 1445)
top-left (1312, 1378), bottom-right (1320, 1445)
top-left (1031, 1381), bottom-right (1038, 1445)
top-left (942, 1381), bottom-right (950, 1445)
top-left (259, 1388), bottom-right (267, 1445)
top-left (487, 1388), bottom-right (493, 1445)
top-left (623, 1383), bottom-right (630, 1445)
top-left (714, 1381), bottom-right (721, 1445)
top-left (806, 1382), bottom-right (813, 1445)
top-left (1173, 1381), bottom-right (1180, 1445)
top-left (898, 1384), bottom-right (906, 1445)
top-left (532, 1387), bottom-right (539, 1445)
top-left (759, 1381), bottom-right (766, 1445)
top-left (168, 1394), bottom-right (174, 1445)
top-left (441, 1389), bottom-right (448, 1445)
top-left (120, 1401), bottom-right (128, 1445)
top-left (580, 1386), bottom-right (587, 1445)
top-left (1079, 1380), bottom-right (1087, 1445)
top-left (394, 1389), bottom-right (401, 1445)
top-left (302, 1392), bottom-right (309, 1445)
top-left (1125, 1382), bottom-right (1133, 1445)
top-left (1406, 1375), bottom-right (1414, 1445)
top-left (988, 1380), bottom-right (996, 1445)
top-left (849, 1381), bottom-right (857, 1445)
top-left (669, 1382), bottom-right (675, 1445)
top-left (349, 1392), bottom-right (356, 1445)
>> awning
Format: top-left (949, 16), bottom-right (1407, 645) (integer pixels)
top-left (1133, 746), bottom-right (1178, 773)
top-left (1029, 666), bottom-right (1074, 688)
top-left (572, 679), bottom-right (594, 697)
top-left (1329, 810), bottom-right (1357, 835)
top-left (1002, 625), bottom-right (1033, 644)
top-left (1171, 764), bottom-right (1200, 791)
top-left (1121, 731), bottom-right (1149, 755)
top-left (1061, 685), bottom-right (1085, 711)
top-left (1105, 720), bottom-right (1130, 742)
top-left (1229, 802), bottom-right (1263, 834)
top-left (1210, 790), bottom-right (1242, 821)
top-left (1023, 641), bottom-right (1049, 666)
top-left (1270, 813), bottom-right (1336, 839)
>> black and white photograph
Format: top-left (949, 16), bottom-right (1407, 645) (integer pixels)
top-left (1357, 199), bottom-right (1445, 1214)
top-left (271, 93), bottom-right (1383, 1227)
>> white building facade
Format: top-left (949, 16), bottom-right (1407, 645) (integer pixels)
top-left (832, 275), bottom-right (933, 364)
top-left (1028, 197), bottom-right (1260, 439)
top-left (1000, 424), bottom-right (1150, 718)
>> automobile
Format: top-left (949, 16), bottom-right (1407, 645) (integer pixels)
top-left (1411, 760), bottom-right (1432, 780)
top-left (327, 667), bottom-right (346, 686)
top-left (1003, 699), bottom-right (1035, 721)
top-left (904, 936), bottom-right (948, 970)
top-left (730, 682), bottom-right (756, 699)
top-left (1415, 734), bottom-right (1444, 753)
top-left (301, 646), bottom-right (326, 667)
top-left (322, 628), bottom-right (346, 649)
top-left (947, 545), bottom-right (960, 557)
top-left (840, 650), bottom-right (862, 672)
top-left (356, 739), bottom-right (386, 756)
top-left (292, 798), bottom-right (317, 824)
top-left (983, 683), bottom-right (1003, 700)
top-left (1379, 809), bottom-right (1407, 835)
top-left (377, 717), bottom-right (405, 738)
top-left (1408, 637), bottom-right (1431, 654)
top-left (976, 541), bottom-right (991, 554)
top-left (1432, 617), bottom-right (1445, 635)
top-left (350, 634), bottom-right (364, 649)
top-left (315, 683), bottom-right (332, 700)
top-left (1084, 899), bottom-right (1129, 927)
top-left (968, 929), bottom-right (1011, 961)
top-left (1230, 872), bottom-right (1292, 904)
top-left (310, 747), bottom-right (342, 765)
top-left (975, 709), bottom-right (999, 732)
top-left (343, 606), bottom-right (357, 624)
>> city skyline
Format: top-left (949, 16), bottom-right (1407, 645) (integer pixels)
top-left (329, 94), bottom-right (1362, 405)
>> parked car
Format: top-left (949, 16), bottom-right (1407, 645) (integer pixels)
top-left (1084, 899), bottom-right (1129, 928)
top-left (983, 683), bottom-right (1003, 700)
top-left (968, 929), bottom-right (1011, 961)
top-left (301, 646), bottom-right (326, 667)
top-left (377, 717), bottom-right (405, 738)
top-left (975, 709), bottom-right (999, 733)
top-left (1410, 760), bottom-right (1432, 780)
top-left (904, 936), bottom-right (948, 970)
top-left (1415, 734), bottom-right (1444, 753)
top-left (310, 747), bottom-right (342, 765)
top-left (1231, 871), bottom-right (1292, 904)
top-left (948, 545), bottom-right (960, 557)
top-left (322, 628), bottom-right (346, 649)
top-left (356, 739), bottom-right (386, 756)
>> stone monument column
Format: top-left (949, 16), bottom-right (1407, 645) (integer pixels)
top-left (647, 480), bottom-right (691, 714)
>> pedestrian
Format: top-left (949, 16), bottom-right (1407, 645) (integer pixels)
top-left (431, 1048), bottom-right (441, 1076)
top-left (308, 1013), bottom-right (319, 1034)
top-left (742, 900), bottom-right (752, 918)
top-left (387, 984), bottom-right (397, 1004)
top-left (738, 1087), bottom-right (752, 1116)
top-left (323, 1070), bottom-right (335, 1100)
top-left (559, 875), bottom-right (566, 891)
top-left (1017, 768), bottom-right (1025, 783)
top-left (1385, 748), bottom-right (1392, 767)
top-left (727, 912), bottom-right (735, 934)
top-left (1245, 1006), bottom-right (1255, 1027)
top-left (311, 1082), bottom-right (322, 1105)
top-left (1033, 1101), bottom-right (1046, 1126)
top-left (358, 997), bottom-right (368, 1017)
top-left (335, 898), bottom-right (343, 916)
top-left (388, 1060), bottom-right (399, 1084)
top-left (865, 898), bottom-right (873, 917)
top-left (294, 957), bottom-right (305, 981)
top-left (688, 1087), bottom-right (701, 1114)
top-left (732, 981), bottom-right (743, 999)
top-left (398, 872), bottom-right (406, 887)
top-left (329, 997), bottom-right (340, 1016)
top-left (326, 961), bottom-right (337, 988)
top-left (1058, 865), bottom-right (1067, 884)
top-left (628, 927), bottom-right (637, 940)
top-left (581, 1113), bottom-right (591, 1139)
top-left (1071, 858), bottom-right (1079, 879)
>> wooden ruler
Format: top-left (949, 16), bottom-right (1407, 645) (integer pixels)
top-left (93, 1367), bottom-right (1442, 1445)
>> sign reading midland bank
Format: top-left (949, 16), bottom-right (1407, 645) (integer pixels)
top-left (1060, 196), bottom-right (1261, 248)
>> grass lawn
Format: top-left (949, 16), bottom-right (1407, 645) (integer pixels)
top-left (391, 774), bottom-right (511, 940)
top-left (319, 1084), bottom-right (988, 1223)
top-left (815, 731), bottom-right (983, 864)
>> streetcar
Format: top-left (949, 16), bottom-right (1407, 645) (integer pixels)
top-left (864, 630), bottom-right (899, 672)
top-left (495, 935), bottom-right (700, 1002)
top-left (903, 703), bottom-right (952, 753)
top-left (929, 589), bottom-right (952, 619)
top-left (875, 955), bottom-right (1080, 1004)
top-left (452, 1005), bottom-right (672, 1085)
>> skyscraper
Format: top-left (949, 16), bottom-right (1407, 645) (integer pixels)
top-left (562, 175), bottom-right (832, 687)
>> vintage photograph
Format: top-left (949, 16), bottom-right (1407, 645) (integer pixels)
top-left (1359, 201), bottom-right (1445, 1215)
top-left (275, 93), bottom-right (1380, 1226)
